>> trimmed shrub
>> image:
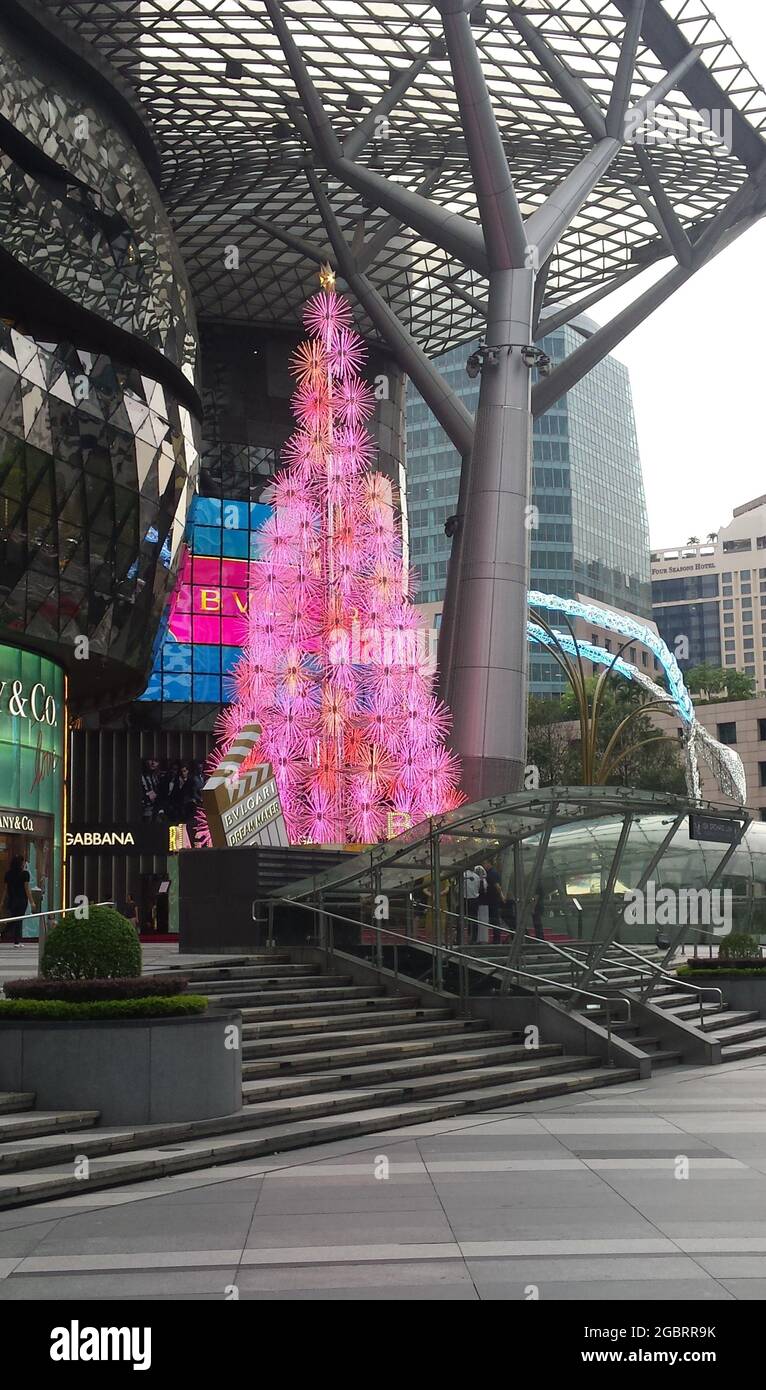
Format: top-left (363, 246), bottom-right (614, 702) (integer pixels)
top-left (718, 932), bottom-right (762, 962)
top-left (679, 965), bottom-right (766, 978)
top-left (4, 975), bottom-right (189, 1002)
top-left (0, 995), bottom-right (207, 1021)
top-left (41, 906), bottom-right (141, 980)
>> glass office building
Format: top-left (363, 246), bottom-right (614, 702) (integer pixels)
top-left (407, 319), bottom-right (651, 695)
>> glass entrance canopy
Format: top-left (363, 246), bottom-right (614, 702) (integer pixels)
top-left (275, 788), bottom-right (766, 942)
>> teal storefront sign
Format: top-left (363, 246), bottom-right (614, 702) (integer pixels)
top-left (0, 644), bottom-right (65, 934)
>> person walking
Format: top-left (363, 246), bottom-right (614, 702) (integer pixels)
top-left (2, 854), bottom-right (32, 946)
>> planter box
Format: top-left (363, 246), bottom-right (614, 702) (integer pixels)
top-left (679, 975), bottom-right (766, 1015)
top-left (0, 1008), bottom-right (242, 1125)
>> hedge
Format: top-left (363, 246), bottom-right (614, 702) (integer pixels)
top-left (0, 996), bottom-right (207, 1021)
top-left (41, 906), bottom-right (141, 980)
top-left (3, 975), bottom-right (190, 1002)
top-left (682, 959), bottom-right (766, 972)
top-left (678, 967), bottom-right (766, 980)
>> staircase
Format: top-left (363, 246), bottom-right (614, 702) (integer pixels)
top-left (648, 988), bottom-right (766, 1062)
top-left (0, 952), bottom-right (639, 1210)
top-left (469, 940), bottom-right (766, 1067)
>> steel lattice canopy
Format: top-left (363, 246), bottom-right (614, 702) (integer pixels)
top-left (36, 0), bottom-right (766, 353)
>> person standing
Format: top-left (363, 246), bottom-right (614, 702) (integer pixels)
top-left (462, 865), bottom-right (481, 943)
top-left (485, 859), bottom-right (506, 944)
top-left (474, 865), bottom-right (490, 944)
top-left (141, 757), bottom-right (160, 820)
top-left (2, 855), bottom-right (32, 946)
top-left (124, 894), bottom-right (140, 933)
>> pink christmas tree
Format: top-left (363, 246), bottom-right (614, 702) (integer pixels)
top-left (205, 268), bottom-right (463, 845)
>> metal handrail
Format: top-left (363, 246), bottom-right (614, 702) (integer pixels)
top-left (268, 894), bottom-right (632, 1063)
top-left (0, 901), bottom-right (116, 971)
top-left (0, 901), bottom-right (115, 927)
top-left (594, 938), bottom-right (724, 1026)
top-left (441, 906), bottom-right (617, 987)
top-left (443, 906), bottom-right (724, 1031)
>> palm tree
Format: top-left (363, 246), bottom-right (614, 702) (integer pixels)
top-left (687, 535), bottom-right (700, 545)
top-left (707, 531), bottom-right (718, 543)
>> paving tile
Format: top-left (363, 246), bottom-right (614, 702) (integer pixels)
top-left (31, 1204), bottom-right (256, 1255)
top-left (717, 1279), bottom-right (766, 1299)
top-left (0, 1223), bottom-right (61, 1258)
top-left (234, 1259), bottom-right (473, 1293)
top-left (243, 1211), bottom-right (455, 1249)
top-left (472, 1278), bottom-right (733, 1301)
top-left (0, 1269), bottom-right (238, 1299)
top-left (443, 1205), bottom-right (659, 1242)
top-left (464, 1255), bottom-right (709, 1284)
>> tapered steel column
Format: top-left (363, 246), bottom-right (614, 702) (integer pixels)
top-left (443, 267), bottom-right (535, 800)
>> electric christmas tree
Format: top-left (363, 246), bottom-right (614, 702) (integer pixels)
top-left (206, 267), bottom-right (463, 845)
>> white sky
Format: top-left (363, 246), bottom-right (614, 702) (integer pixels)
top-left (588, 0), bottom-right (766, 550)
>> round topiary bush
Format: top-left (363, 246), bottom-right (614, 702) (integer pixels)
top-left (41, 906), bottom-right (142, 981)
top-left (718, 931), bottom-right (762, 962)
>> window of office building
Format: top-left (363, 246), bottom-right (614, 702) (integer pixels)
top-left (758, 720), bottom-right (766, 741)
top-left (717, 722), bottom-right (737, 745)
top-left (724, 539), bottom-right (752, 553)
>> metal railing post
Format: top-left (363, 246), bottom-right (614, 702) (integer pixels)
top-left (431, 820), bottom-right (444, 992)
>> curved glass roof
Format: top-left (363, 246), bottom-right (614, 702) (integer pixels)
top-left (37, 1), bottom-right (766, 353)
top-left (274, 787), bottom-right (754, 898)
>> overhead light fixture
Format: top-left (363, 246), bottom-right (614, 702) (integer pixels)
top-left (346, 93), bottom-right (365, 112)
top-left (225, 58), bottom-right (244, 80)
top-left (466, 343), bottom-right (554, 378)
top-left (471, 4), bottom-right (489, 25)
top-left (466, 349), bottom-right (483, 379)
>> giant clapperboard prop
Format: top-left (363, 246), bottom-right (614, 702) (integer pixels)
top-left (202, 724), bottom-right (289, 849)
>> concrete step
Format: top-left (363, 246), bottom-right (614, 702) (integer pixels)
top-left (160, 956), bottom-right (291, 976)
top-left (720, 1037), bottom-right (766, 1062)
top-left (243, 1028), bottom-right (523, 1075)
top-left (243, 1053), bottom-right (591, 1104)
top-left (706, 1020), bottom-right (766, 1044)
top-left (661, 1000), bottom-right (727, 1021)
top-left (698, 1010), bottom-right (760, 1033)
top-left (241, 1042), bottom-right (566, 1098)
top-left (239, 998), bottom-right (435, 1028)
top-left (203, 984), bottom-right (382, 1008)
top-left (647, 1049), bottom-right (683, 1067)
top-left (0, 1093), bottom-right (35, 1115)
top-left (186, 973), bottom-right (352, 994)
top-left (0, 1109), bottom-right (100, 1145)
top-left (0, 1067), bottom-right (640, 1208)
top-left (171, 964), bottom-right (315, 983)
top-left (241, 1015), bottom-right (488, 1056)
top-left (653, 992), bottom-right (715, 1010)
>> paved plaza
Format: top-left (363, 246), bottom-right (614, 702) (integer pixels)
top-left (3, 1051), bottom-right (766, 1300)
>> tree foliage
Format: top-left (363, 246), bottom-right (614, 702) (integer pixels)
top-left (527, 682), bottom-right (686, 794)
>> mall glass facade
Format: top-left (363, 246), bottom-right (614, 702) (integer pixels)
top-left (141, 496), bottom-right (270, 707)
top-left (407, 319), bottom-right (651, 695)
top-left (0, 642), bottom-right (65, 933)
